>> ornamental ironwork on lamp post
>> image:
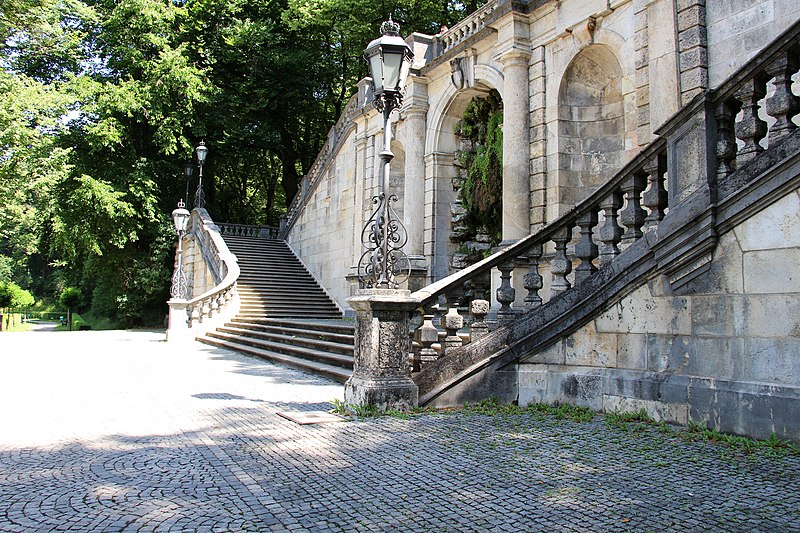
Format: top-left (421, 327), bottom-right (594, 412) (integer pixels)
top-left (358, 18), bottom-right (414, 289)
top-left (194, 141), bottom-right (208, 209)
top-left (170, 200), bottom-right (191, 300)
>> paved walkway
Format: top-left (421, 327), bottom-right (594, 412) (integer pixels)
top-left (0, 330), bottom-right (798, 532)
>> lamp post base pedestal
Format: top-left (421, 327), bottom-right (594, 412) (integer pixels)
top-left (344, 374), bottom-right (418, 412)
top-left (344, 288), bottom-right (419, 412)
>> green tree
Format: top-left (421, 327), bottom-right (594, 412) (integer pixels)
top-left (59, 286), bottom-right (81, 330)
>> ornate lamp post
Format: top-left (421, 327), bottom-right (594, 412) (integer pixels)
top-left (358, 18), bottom-right (414, 289)
top-left (194, 141), bottom-right (208, 209)
top-left (170, 200), bottom-right (191, 300)
top-left (183, 163), bottom-right (194, 207)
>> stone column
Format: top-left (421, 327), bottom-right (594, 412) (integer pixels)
top-left (496, 36), bottom-right (531, 243)
top-left (401, 77), bottom-right (428, 259)
top-left (401, 76), bottom-right (429, 291)
top-left (344, 289), bottom-right (419, 411)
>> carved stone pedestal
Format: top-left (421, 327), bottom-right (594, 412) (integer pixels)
top-left (166, 299), bottom-right (190, 343)
top-left (344, 289), bottom-right (419, 411)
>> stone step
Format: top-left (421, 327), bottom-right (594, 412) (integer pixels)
top-left (232, 318), bottom-right (355, 336)
top-left (215, 234), bottom-right (346, 380)
top-left (237, 310), bottom-right (343, 319)
top-left (215, 325), bottom-right (354, 356)
top-left (202, 329), bottom-right (354, 369)
top-left (238, 303), bottom-right (340, 311)
top-left (227, 319), bottom-right (355, 344)
top-left (197, 336), bottom-right (352, 384)
top-left (238, 294), bottom-right (335, 303)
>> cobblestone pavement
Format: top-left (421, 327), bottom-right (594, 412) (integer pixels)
top-left (1, 330), bottom-right (798, 532)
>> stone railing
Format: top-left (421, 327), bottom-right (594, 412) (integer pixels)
top-left (405, 17), bottom-right (800, 402)
top-left (166, 209), bottom-right (240, 342)
top-left (407, 136), bottom-right (669, 369)
top-left (217, 222), bottom-right (279, 239)
top-left (434, 0), bottom-right (499, 56)
top-left (280, 88), bottom-right (365, 239)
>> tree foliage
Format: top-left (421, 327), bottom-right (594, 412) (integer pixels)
top-left (1, 0), bottom-right (483, 326)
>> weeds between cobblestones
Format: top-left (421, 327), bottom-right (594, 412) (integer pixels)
top-left (332, 397), bottom-right (800, 459)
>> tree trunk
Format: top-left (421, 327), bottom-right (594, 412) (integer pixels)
top-left (279, 141), bottom-right (299, 205)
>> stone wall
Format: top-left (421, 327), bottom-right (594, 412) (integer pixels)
top-left (707, 0), bottom-right (800, 87)
top-left (518, 185), bottom-right (800, 440)
top-left (283, 0), bottom-right (799, 312)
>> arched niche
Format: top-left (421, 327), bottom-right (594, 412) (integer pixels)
top-left (557, 44), bottom-right (625, 208)
top-left (427, 83), bottom-right (498, 279)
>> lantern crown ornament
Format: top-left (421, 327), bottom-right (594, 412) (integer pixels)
top-left (364, 17), bottom-right (414, 112)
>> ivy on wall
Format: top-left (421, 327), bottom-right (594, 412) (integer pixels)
top-left (456, 90), bottom-right (503, 245)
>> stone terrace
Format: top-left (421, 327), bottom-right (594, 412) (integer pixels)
top-left (0, 330), bottom-right (798, 531)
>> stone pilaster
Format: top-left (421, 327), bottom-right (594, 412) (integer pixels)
top-left (344, 289), bottom-right (419, 411)
top-left (676, 0), bottom-right (708, 105)
top-left (528, 45), bottom-right (547, 232)
top-left (634, 0), bottom-right (651, 143)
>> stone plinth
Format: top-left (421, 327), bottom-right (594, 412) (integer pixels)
top-left (166, 299), bottom-right (191, 343)
top-left (344, 289), bottom-right (419, 411)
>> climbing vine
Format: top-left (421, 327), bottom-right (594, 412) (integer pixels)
top-left (456, 90), bottom-right (503, 245)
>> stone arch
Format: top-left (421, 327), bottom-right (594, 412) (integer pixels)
top-left (424, 74), bottom-right (502, 279)
top-left (557, 43), bottom-right (625, 208)
top-left (426, 63), bottom-right (503, 154)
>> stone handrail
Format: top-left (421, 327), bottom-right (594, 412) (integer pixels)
top-left (217, 222), bottom-right (279, 239)
top-left (166, 208), bottom-right (240, 342)
top-left (407, 17), bottom-right (800, 401)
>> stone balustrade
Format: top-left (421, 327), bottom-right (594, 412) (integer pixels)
top-left (167, 209), bottom-right (240, 343)
top-left (435, 0), bottom-right (499, 55)
top-left (407, 137), bottom-right (669, 370)
top-left (217, 222), bottom-right (279, 239)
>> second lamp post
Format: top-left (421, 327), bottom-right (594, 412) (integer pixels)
top-left (194, 141), bottom-right (208, 209)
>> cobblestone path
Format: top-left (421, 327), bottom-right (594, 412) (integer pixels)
top-left (0, 331), bottom-right (798, 532)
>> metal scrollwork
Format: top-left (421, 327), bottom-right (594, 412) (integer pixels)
top-left (358, 192), bottom-right (411, 288)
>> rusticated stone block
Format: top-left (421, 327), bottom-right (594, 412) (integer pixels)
top-left (677, 4), bottom-right (705, 32)
top-left (678, 26), bottom-right (707, 51)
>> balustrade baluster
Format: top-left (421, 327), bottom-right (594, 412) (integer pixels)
top-left (642, 154), bottom-right (667, 233)
top-left (619, 171), bottom-right (647, 247)
top-left (715, 99), bottom-right (739, 179)
top-left (574, 210), bottom-right (599, 285)
top-left (189, 305), bottom-right (200, 327)
top-left (496, 262), bottom-right (516, 324)
top-left (523, 243), bottom-right (543, 310)
top-left (734, 77), bottom-right (768, 165)
top-left (469, 299), bottom-right (490, 343)
top-left (550, 226), bottom-right (573, 296)
top-left (417, 314), bottom-right (440, 367)
top-left (443, 306), bottom-right (464, 355)
top-left (765, 52), bottom-right (800, 143)
top-left (598, 191), bottom-right (623, 266)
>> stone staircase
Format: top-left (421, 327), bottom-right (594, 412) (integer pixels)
top-left (197, 235), bottom-right (354, 383)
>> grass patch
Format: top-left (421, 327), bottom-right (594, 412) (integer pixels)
top-left (603, 409), bottom-right (800, 457)
top-left (681, 421), bottom-right (800, 456)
